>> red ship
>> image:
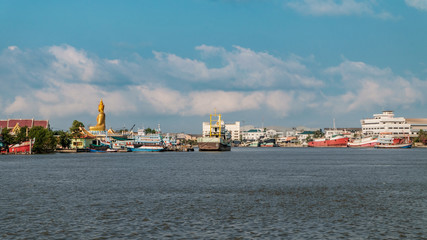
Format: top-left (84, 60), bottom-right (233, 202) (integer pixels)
top-left (308, 135), bottom-right (349, 147)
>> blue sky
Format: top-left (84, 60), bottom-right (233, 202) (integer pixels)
top-left (1, 0), bottom-right (427, 133)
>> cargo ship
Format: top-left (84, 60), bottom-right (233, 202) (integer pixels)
top-left (308, 135), bottom-right (349, 147)
top-left (197, 111), bottom-right (231, 151)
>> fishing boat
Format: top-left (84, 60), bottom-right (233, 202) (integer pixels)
top-left (375, 134), bottom-right (412, 149)
top-left (197, 111), bottom-right (231, 151)
top-left (347, 137), bottom-right (378, 148)
top-left (308, 135), bottom-right (349, 147)
top-left (127, 129), bottom-right (165, 152)
top-left (89, 144), bottom-right (109, 153)
top-left (8, 139), bottom-right (35, 154)
top-left (308, 119), bottom-right (349, 147)
top-left (248, 141), bottom-right (259, 147)
top-left (260, 142), bottom-right (275, 147)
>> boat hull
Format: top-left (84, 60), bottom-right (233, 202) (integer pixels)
top-left (308, 137), bottom-right (349, 147)
top-left (375, 143), bottom-right (412, 149)
top-left (128, 146), bottom-right (165, 152)
top-left (347, 138), bottom-right (378, 148)
top-left (198, 142), bottom-right (231, 151)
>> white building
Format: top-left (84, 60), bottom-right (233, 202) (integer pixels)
top-left (202, 121), bottom-right (241, 141)
top-left (225, 121), bottom-right (241, 141)
top-left (361, 111), bottom-right (411, 137)
top-left (265, 129), bottom-right (284, 138)
top-left (242, 129), bottom-right (265, 141)
top-left (406, 118), bottom-right (427, 134)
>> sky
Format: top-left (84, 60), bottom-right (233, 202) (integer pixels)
top-left (1, 0), bottom-right (427, 133)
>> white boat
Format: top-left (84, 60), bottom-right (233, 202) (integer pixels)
top-left (128, 129), bottom-right (165, 152)
top-left (347, 137), bottom-right (378, 148)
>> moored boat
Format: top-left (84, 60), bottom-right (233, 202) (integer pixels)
top-left (347, 137), bottom-right (378, 148)
top-left (8, 140), bottom-right (35, 154)
top-left (128, 129), bottom-right (165, 152)
top-left (308, 135), bottom-right (349, 147)
top-left (375, 134), bottom-right (412, 149)
top-left (248, 141), bottom-right (259, 147)
top-left (89, 144), bottom-right (109, 153)
top-left (198, 111), bottom-right (231, 151)
top-left (260, 142), bottom-right (275, 147)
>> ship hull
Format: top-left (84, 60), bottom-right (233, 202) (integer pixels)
top-left (198, 142), bottom-right (231, 151)
top-left (128, 146), bottom-right (165, 152)
top-left (347, 137), bottom-right (378, 148)
top-left (308, 137), bottom-right (349, 147)
top-left (375, 143), bottom-right (412, 149)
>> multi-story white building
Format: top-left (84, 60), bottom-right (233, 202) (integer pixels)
top-left (242, 129), bottom-right (265, 141)
top-left (225, 121), bottom-right (241, 141)
top-left (202, 121), bottom-right (241, 141)
top-left (361, 111), bottom-right (411, 137)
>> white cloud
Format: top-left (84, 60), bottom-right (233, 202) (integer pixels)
top-left (48, 45), bottom-right (96, 82)
top-left (133, 85), bottom-right (303, 117)
top-left (323, 60), bottom-right (425, 112)
top-left (8, 46), bottom-right (18, 51)
top-left (286, 0), bottom-right (393, 19)
top-left (154, 45), bottom-right (323, 88)
top-left (1, 44), bottom-right (426, 130)
top-left (4, 81), bottom-right (137, 119)
top-left (405, 0), bottom-right (427, 11)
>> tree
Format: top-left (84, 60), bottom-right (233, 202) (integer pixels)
top-left (313, 129), bottom-right (324, 138)
top-left (29, 126), bottom-right (57, 153)
top-left (15, 126), bottom-right (29, 144)
top-left (1, 128), bottom-right (15, 147)
top-left (416, 130), bottom-right (427, 145)
top-left (70, 120), bottom-right (85, 137)
top-left (144, 128), bottom-right (157, 134)
top-left (55, 130), bottom-right (71, 149)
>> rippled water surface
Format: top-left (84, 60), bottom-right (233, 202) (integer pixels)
top-left (1, 148), bottom-right (426, 239)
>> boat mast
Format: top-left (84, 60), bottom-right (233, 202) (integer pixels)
top-left (209, 109), bottom-right (222, 138)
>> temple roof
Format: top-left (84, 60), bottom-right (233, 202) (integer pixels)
top-left (0, 119), bottom-right (49, 129)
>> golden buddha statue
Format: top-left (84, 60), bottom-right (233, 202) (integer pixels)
top-left (89, 99), bottom-right (106, 131)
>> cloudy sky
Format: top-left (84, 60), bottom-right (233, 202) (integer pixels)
top-left (1, 0), bottom-right (427, 133)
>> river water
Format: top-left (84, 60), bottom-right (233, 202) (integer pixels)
top-left (0, 148), bottom-right (426, 239)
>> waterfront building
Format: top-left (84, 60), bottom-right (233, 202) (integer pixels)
top-left (296, 131), bottom-right (315, 143)
top-left (202, 121), bottom-right (241, 141)
top-left (265, 129), bottom-right (284, 139)
top-left (406, 118), bottom-right (427, 134)
top-left (361, 111), bottom-right (412, 137)
top-left (225, 121), bottom-right (241, 141)
top-left (242, 128), bottom-right (265, 141)
top-left (0, 119), bottom-right (49, 132)
top-left (71, 136), bottom-right (95, 150)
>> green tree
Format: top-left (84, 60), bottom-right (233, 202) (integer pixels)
top-left (29, 126), bottom-right (57, 153)
top-left (55, 130), bottom-right (71, 149)
top-left (144, 128), bottom-right (157, 134)
top-left (70, 120), bottom-right (85, 137)
top-left (15, 126), bottom-right (29, 144)
top-left (1, 128), bottom-right (15, 147)
top-left (313, 129), bottom-right (324, 138)
top-left (416, 130), bottom-right (427, 144)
